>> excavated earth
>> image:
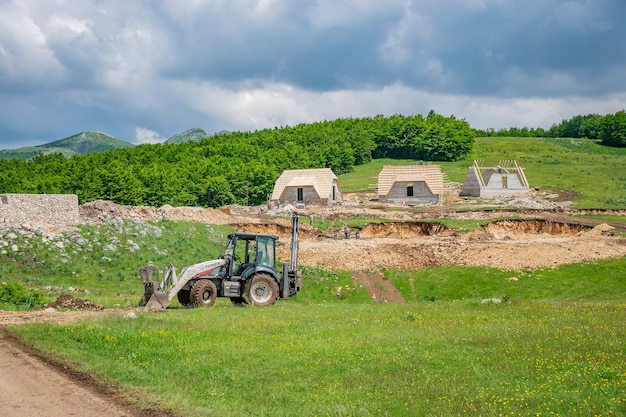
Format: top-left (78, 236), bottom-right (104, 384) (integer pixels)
top-left (1, 192), bottom-right (626, 416)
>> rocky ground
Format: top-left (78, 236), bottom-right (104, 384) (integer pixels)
top-left (76, 192), bottom-right (626, 272)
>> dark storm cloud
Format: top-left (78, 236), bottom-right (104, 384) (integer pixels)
top-left (0, 0), bottom-right (624, 148)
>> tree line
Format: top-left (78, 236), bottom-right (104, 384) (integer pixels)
top-left (0, 112), bottom-right (474, 208)
top-left (475, 110), bottom-right (626, 147)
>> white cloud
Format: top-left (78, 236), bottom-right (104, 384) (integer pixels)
top-left (0, 1), bottom-right (65, 87)
top-left (135, 127), bottom-right (165, 144)
top-left (168, 79), bottom-right (626, 134)
top-left (1, 0), bottom-right (625, 148)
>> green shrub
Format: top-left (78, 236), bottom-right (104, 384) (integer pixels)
top-left (0, 281), bottom-right (46, 309)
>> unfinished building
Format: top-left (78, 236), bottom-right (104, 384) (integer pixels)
top-left (460, 160), bottom-right (530, 197)
top-left (377, 164), bottom-right (443, 205)
top-left (271, 168), bottom-right (342, 206)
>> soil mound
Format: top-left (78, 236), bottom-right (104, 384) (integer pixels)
top-left (46, 294), bottom-right (103, 310)
top-left (80, 200), bottom-right (235, 225)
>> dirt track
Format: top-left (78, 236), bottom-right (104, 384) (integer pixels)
top-left (0, 330), bottom-right (134, 417)
top-left (0, 309), bottom-right (175, 417)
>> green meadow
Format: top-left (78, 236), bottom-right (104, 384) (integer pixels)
top-left (340, 137), bottom-right (626, 209)
top-left (9, 298), bottom-right (626, 417)
top-left (3, 135), bottom-right (626, 416)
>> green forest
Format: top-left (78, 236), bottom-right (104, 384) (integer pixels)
top-left (1, 109), bottom-right (625, 208)
top-left (0, 112), bottom-right (474, 207)
top-left (476, 110), bottom-right (626, 146)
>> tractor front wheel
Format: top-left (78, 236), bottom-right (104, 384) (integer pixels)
top-left (245, 273), bottom-right (279, 307)
top-left (177, 289), bottom-right (191, 307)
top-left (190, 280), bottom-right (217, 307)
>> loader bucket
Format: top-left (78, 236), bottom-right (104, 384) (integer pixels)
top-left (139, 266), bottom-right (170, 309)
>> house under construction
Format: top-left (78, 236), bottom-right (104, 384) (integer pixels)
top-left (377, 164), bottom-right (444, 205)
top-left (460, 160), bottom-right (530, 197)
top-left (271, 168), bottom-right (342, 206)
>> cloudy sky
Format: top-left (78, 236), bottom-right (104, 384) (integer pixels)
top-left (1, 0), bottom-right (625, 149)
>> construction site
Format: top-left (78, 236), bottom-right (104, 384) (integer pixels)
top-left (1, 188), bottom-right (626, 416)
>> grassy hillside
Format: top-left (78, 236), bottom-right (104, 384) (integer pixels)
top-left (0, 131), bottom-right (135, 160)
top-left (339, 137), bottom-right (626, 209)
top-left (0, 146), bottom-right (76, 160)
top-left (44, 131), bottom-right (135, 153)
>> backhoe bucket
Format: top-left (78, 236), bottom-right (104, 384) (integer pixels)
top-left (139, 265), bottom-right (170, 309)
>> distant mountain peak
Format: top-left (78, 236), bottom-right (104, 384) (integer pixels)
top-left (165, 128), bottom-right (208, 144)
top-left (0, 131), bottom-right (134, 161)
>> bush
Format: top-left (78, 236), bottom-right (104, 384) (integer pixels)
top-left (0, 281), bottom-right (46, 309)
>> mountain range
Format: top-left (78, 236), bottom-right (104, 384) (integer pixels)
top-left (0, 128), bottom-right (209, 160)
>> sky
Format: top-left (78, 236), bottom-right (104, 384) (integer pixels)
top-left (1, 0), bottom-right (625, 149)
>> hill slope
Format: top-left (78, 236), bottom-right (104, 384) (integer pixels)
top-left (165, 128), bottom-right (208, 144)
top-left (0, 131), bottom-right (135, 160)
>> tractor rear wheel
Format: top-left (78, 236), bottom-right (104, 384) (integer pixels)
top-left (245, 273), bottom-right (279, 307)
top-left (190, 279), bottom-right (217, 307)
top-left (177, 289), bottom-right (191, 307)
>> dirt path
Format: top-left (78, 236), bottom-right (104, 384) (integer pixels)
top-left (0, 311), bottom-right (175, 417)
top-left (0, 330), bottom-right (134, 417)
top-left (352, 271), bottom-right (406, 303)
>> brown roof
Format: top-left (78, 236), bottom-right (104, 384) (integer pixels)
top-left (377, 165), bottom-right (443, 196)
top-left (271, 168), bottom-right (340, 200)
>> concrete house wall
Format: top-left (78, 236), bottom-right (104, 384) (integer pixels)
top-left (460, 161), bottom-right (530, 197)
top-left (280, 185), bottom-right (323, 205)
top-left (385, 181), bottom-right (438, 204)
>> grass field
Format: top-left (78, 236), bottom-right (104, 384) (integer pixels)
top-left (9, 299), bottom-right (626, 417)
top-left (339, 137), bottom-right (626, 209)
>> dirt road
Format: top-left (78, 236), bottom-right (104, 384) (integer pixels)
top-left (0, 311), bottom-right (175, 417)
top-left (0, 331), bottom-right (134, 417)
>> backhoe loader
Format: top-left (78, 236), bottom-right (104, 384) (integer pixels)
top-left (139, 215), bottom-right (301, 309)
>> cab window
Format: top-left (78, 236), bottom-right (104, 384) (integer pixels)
top-left (256, 236), bottom-right (276, 268)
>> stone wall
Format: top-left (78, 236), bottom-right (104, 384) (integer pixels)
top-left (0, 194), bottom-right (80, 228)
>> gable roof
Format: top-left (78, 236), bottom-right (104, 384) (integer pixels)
top-left (378, 165), bottom-right (443, 196)
top-left (271, 168), bottom-right (339, 200)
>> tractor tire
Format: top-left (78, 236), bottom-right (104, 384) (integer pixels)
top-left (190, 279), bottom-right (217, 307)
top-left (177, 289), bottom-right (191, 307)
top-left (245, 273), bottom-right (279, 307)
